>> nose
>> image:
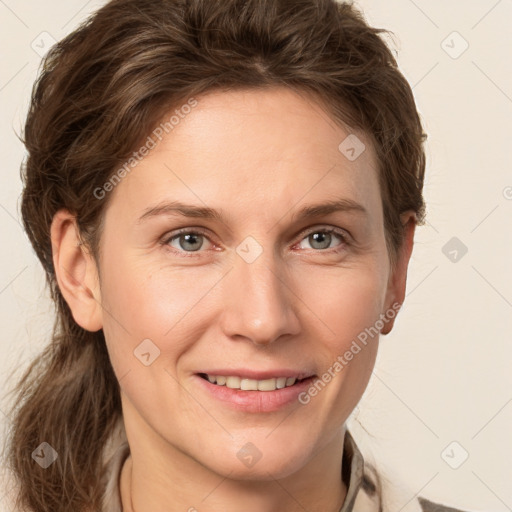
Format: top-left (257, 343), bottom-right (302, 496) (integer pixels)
top-left (219, 246), bottom-right (301, 347)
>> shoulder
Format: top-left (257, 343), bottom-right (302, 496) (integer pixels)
top-left (349, 431), bottom-right (473, 512)
top-left (417, 497), bottom-right (473, 512)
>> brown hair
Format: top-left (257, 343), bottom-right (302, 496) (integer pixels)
top-left (3, 0), bottom-right (426, 510)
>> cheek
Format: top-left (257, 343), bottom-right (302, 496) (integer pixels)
top-left (299, 273), bottom-right (383, 418)
top-left (299, 265), bottom-right (385, 406)
top-left (98, 254), bottom-right (219, 364)
top-left (99, 240), bottom-right (388, 372)
top-left (299, 263), bottom-right (386, 344)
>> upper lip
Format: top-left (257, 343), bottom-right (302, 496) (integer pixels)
top-left (197, 369), bottom-right (316, 380)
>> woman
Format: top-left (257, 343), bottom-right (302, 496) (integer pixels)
top-left (3, 0), bottom-right (470, 510)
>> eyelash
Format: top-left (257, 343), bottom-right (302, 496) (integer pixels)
top-left (160, 226), bottom-right (350, 258)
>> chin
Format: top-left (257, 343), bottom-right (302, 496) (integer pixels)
top-left (203, 442), bottom-right (312, 481)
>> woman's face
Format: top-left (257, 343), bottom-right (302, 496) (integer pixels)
top-left (91, 87), bottom-right (411, 479)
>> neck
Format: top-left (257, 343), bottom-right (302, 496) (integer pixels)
top-left (119, 431), bottom-right (348, 512)
top-left (119, 454), bottom-right (134, 512)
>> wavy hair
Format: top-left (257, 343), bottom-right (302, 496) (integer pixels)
top-left (2, 0), bottom-right (426, 510)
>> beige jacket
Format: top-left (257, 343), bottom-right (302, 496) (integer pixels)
top-left (100, 420), bottom-right (469, 512)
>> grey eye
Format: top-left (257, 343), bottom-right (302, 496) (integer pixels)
top-left (298, 230), bottom-right (344, 251)
top-left (169, 232), bottom-right (207, 252)
top-left (308, 232), bottom-right (332, 250)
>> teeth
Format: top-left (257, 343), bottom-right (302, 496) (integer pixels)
top-left (258, 378), bottom-right (277, 391)
top-left (276, 377), bottom-right (287, 389)
top-left (204, 374), bottom-right (301, 391)
top-left (226, 376), bottom-right (241, 389)
top-left (286, 377), bottom-right (296, 387)
top-left (241, 379), bottom-right (258, 391)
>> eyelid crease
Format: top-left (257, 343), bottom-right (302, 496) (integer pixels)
top-left (295, 225), bottom-right (350, 243)
top-left (160, 224), bottom-right (350, 256)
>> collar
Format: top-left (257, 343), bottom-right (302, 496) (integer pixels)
top-left (340, 428), bottom-right (382, 512)
top-left (100, 421), bottom-right (384, 512)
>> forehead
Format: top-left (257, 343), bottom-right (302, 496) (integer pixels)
top-left (106, 87), bottom-right (382, 227)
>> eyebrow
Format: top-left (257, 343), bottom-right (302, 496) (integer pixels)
top-left (136, 198), bottom-right (367, 225)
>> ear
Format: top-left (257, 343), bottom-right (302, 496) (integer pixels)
top-left (381, 211), bottom-right (417, 335)
top-left (50, 209), bottom-right (103, 332)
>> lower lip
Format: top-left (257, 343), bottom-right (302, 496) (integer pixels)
top-left (194, 375), bottom-right (316, 413)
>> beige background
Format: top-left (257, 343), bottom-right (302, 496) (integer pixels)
top-left (1, 1), bottom-right (511, 510)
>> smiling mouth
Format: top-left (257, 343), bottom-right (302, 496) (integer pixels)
top-left (197, 373), bottom-right (314, 391)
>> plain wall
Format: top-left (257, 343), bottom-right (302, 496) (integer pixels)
top-left (0, 1), bottom-right (511, 510)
